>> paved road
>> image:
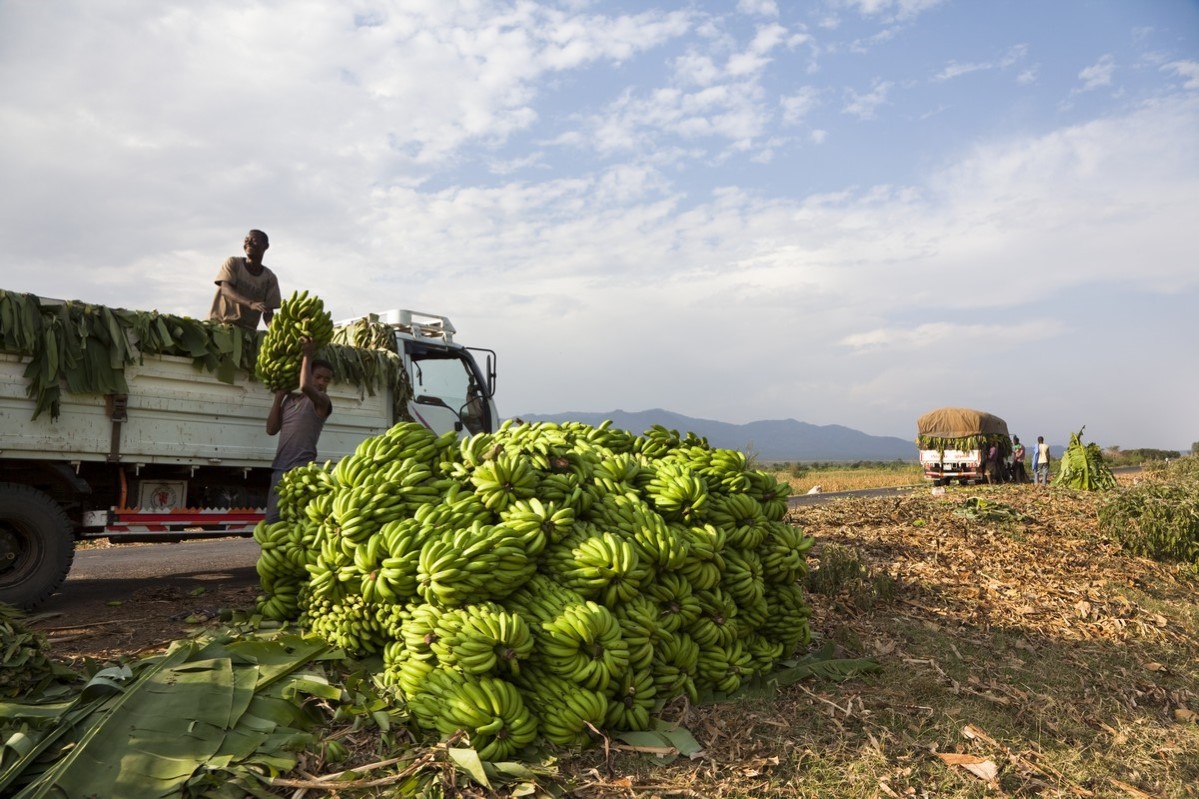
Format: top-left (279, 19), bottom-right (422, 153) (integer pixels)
top-left (38, 537), bottom-right (261, 615)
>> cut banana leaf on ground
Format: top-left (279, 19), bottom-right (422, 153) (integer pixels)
top-left (0, 630), bottom-right (338, 799)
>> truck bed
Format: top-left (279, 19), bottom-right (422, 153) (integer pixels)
top-left (0, 352), bottom-right (391, 468)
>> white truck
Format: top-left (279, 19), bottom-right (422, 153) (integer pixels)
top-left (0, 299), bottom-right (498, 608)
top-left (915, 406), bottom-right (1011, 485)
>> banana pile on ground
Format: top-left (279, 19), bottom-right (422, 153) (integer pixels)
top-left (255, 290), bottom-right (335, 392)
top-left (252, 420), bottom-right (814, 757)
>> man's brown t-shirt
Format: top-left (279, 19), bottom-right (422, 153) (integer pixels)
top-left (209, 257), bottom-right (281, 331)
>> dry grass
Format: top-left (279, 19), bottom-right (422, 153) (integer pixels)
top-left (773, 463), bottom-right (926, 494)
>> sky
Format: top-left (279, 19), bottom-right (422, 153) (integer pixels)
top-left (1, 0), bottom-right (1197, 452)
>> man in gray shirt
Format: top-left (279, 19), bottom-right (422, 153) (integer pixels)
top-left (264, 339), bottom-right (333, 522)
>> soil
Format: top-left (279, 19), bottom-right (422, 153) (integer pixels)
top-left (31, 553), bottom-right (262, 664)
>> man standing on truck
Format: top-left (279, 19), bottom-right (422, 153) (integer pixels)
top-left (264, 339), bottom-right (333, 522)
top-left (209, 229), bottom-right (281, 331)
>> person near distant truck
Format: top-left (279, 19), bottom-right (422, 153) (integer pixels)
top-left (264, 338), bottom-right (333, 523)
top-left (1011, 435), bottom-right (1027, 483)
top-left (1035, 435), bottom-right (1051, 486)
top-left (209, 229), bottom-right (281, 331)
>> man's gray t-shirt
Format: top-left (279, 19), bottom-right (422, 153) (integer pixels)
top-left (272, 394), bottom-right (329, 471)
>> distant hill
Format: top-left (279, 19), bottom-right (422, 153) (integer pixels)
top-left (511, 408), bottom-right (916, 463)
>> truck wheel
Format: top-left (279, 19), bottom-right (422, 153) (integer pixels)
top-left (0, 483), bottom-right (75, 609)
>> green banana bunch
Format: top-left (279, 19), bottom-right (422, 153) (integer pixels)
top-left (592, 493), bottom-right (690, 571)
top-left (687, 586), bottom-right (741, 650)
top-left (535, 600), bottom-right (630, 693)
top-left (721, 548), bottom-right (766, 609)
top-left (304, 593), bottom-right (385, 655)
top-left (330, 316), bottom-right (399, 352)
top-left (758, 520), bottom-right (815, 585)
top-left (397, 603), bottom-right (444, 665)
top-left (650, 630), bottom-right (700, 704)
top-left (499, 496), bottom-right (575, 554)
top-left (695, 638), bottom-right (753, 695)
top-left (613, 594), bottom-right (673, 671)
top-left (676, 522), bottom-right (726, 590)
top-left (591, 452), bottom-right (654, 495)
top-left (274, 460), bottom-right (336, 522)
top-left (603, 664), bottom-right (658, 731)
top-left (757, 582), bottom-right (813, 651)
top-left (542, 528), bottom-right (649, 606)
top-left (670, 446), bottom-right (751, 494)
top-left (470, 454), bottom-right (540, 512)
top-left (642, 572), bottom-right (702, 634)
top-left (744, 469), bottom-right (791, 521)
top-left (745, 632), bottom-right (786, 678)
top-left (643, 460), bottom-right (710, 523)
top-left (431, 602), bottom-right (534, 677)
top-left (630, 423), bottom-right (684, 459)
top-left (408, 667), bottom-right (539, 762)
top-left (255, 290), bottom-right (334, 391)
top-left (514, 665), bottom-right (608, 747)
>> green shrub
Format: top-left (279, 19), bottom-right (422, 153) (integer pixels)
top-left (1099, 475), bottom-right (1199, 567)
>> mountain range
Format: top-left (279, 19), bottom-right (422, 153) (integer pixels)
top-left (511, 408), bottom-right (916, 463)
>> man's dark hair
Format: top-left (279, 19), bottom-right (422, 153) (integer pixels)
top-left (311, 358), bottom-right (334, 375)
top-left (247, 229), bottom-right (269, 246)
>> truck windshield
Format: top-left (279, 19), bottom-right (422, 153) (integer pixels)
top-left (407, 347), bottom-right (488, 434)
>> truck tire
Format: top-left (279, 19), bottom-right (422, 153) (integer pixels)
top-left (0, 483), bottom-right (75, 609)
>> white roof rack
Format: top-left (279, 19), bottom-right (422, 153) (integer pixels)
top-left (334, 309), bottom-right (457, 343)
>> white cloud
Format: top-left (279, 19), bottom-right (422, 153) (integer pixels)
top-left (726, 23), bottom-right (789, 77)
top-left (1164, 60), bottom-right (1199, 90)
top-left (781, 86), bottom-right (822, 124)
top-left (842, 80), bottom-right (893, 119)
top-left (836, 0), bottom-right (949, 22)
top-left (1078, 54), bottom-right (1116, 91)
top-left (934, 61), bottom-right (988, 81)
top-left (933, 44), bottom-right (1028, 82)
top-left (737, 0), bottom-right (779, 17)
top-left (841, 320), bottom-right (1065, 352)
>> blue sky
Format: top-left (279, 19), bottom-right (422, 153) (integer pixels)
top-left (1, 0), bottom-right (1197, 451)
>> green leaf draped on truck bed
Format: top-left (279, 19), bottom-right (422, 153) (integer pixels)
top-left (0, 290), bottom-right (413, 421)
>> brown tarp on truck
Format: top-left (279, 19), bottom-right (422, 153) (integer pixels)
top-left (916, 407), bottom-right (1009, 439)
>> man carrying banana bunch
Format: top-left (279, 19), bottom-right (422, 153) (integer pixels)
top-left (264, 338), bottom-right (333, 522)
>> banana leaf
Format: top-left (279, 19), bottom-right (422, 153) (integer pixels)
top-left (0, 630), bottom-right (337, 799)
top-left (0, 290), bottom-right (411, 421)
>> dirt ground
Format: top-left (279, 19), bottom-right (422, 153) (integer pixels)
top-left (32, 556), bottom-right (262, 664)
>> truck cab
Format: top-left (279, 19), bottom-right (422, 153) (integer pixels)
top-left (345, 309), bottom-right (498, 437)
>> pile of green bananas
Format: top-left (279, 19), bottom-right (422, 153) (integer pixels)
top-left (252, 419), bottom-right (815, 758)
top-left (255, 290), bottom-right (335, 392)
top-left (330, 315), bottom-right (399, 353)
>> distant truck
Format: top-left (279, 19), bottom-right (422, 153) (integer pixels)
top-left (0, 296), bottom-right (498, 608)
top-left (915, 407), bottom-right (1011, 485)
